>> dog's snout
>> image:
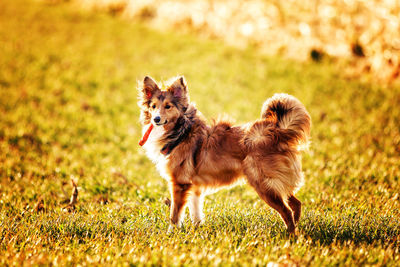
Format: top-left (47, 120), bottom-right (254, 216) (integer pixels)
top-left (154, 116), bottom-right (161, 123)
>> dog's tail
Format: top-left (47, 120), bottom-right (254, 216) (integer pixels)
top-left (245, 94), bottom-right (311, 151)
top-left (262, 93), bottom-right (311, 150)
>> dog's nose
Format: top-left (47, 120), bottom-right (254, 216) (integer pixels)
top-left (153, 116), bottom-right (161, 124)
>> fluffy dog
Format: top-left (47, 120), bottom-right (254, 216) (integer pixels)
top-left (138, 76), bottom-right (311, 233)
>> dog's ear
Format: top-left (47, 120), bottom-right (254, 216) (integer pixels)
top-left (142, 76), bottom-right (159, 99)
top-left (168, 76), bottom-right (187, 99)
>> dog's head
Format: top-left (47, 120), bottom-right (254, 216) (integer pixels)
top-left (138, 76), bottom-right (189, 130)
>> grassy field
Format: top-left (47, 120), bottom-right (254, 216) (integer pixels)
top-left (1, 0), bottom-right (399, 265)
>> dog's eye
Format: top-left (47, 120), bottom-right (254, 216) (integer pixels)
top-left (165, 104), bottom-right (171, 109)
top-left (152, 104), bottom-right (156, 109)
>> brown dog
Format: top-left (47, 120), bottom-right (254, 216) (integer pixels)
top-left (138, 76), bottom-right (311, 233)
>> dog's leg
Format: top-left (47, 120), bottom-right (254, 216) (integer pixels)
top-left (250, 183), bottom-right (296, 234)
top-left (188, 190), bottom-right (204, 225)
top-left (261, 189), bottom-right (296, 234)
top-left (288, 194), bottom-right (301, 224)
top-left (169, 183), bottom-right (191, 231)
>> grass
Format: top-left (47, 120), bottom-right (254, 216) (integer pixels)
top-left (1, 0), bottom-right (399, 265)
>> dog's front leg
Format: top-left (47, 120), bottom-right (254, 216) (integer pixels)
top-left (188, 190), bottom-right (204, 225)
top-left (168, 183), bottom-right (191, 232)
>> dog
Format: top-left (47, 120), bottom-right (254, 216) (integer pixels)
top-left (138, 76), bottom-right (311, 234)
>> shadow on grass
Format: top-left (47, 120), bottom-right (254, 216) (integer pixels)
top-left (198, 206), bottom-right (400, 247)
top-left (300, 210), bottom-right (400, 247)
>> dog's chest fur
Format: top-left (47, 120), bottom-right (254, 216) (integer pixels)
top-left (142, 124), bottom-right (170, 180)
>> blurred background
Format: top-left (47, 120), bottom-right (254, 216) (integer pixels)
top-left (62, 0), bottom-right (400, 83)
top-left (1, 0), bottom-right (399, 265)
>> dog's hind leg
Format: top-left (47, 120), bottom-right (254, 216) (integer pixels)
top-left (255, 187), bottom-right (296, 234)
top-left (244, 155), bottom-right (300, 233)
top-left (188, 189), bottom-right (204, 225)
top-left (244, 167), bottom-right (296, 233)
top-left (169, 183), bottom-right (192, 231)
top-left (288, 194), bottom-right (301, 224)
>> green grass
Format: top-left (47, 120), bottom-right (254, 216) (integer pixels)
top-left (1, 0), bottom-right (400, 265)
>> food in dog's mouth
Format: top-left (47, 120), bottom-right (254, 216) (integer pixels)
top-left (139, 124), bottom-right (154, 146)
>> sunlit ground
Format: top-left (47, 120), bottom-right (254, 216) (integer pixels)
top-left (0, 0), bottom-right (399, 265)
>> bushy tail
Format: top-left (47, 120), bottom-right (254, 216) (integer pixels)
top-left (261, 94), bottom-right (311, 149)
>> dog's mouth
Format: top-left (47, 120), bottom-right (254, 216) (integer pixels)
top-left (155, 120), bottom-right (168, 126)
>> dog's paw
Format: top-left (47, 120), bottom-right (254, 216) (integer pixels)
top-left (167, 224), bottom-right (176, 235)
top-left (191, 219), bottom-right (203, 228)
top-left (287, 227), bottom-right (298, 237)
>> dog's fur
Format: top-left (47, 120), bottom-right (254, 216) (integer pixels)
top-left (138, 76), bottom-right (311, 233)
